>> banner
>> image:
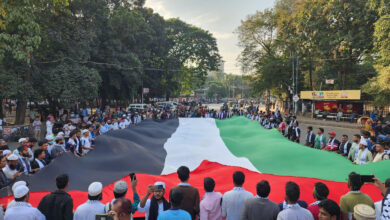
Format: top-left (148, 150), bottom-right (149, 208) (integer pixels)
top-left (300, 90), bottom-right (361, 100)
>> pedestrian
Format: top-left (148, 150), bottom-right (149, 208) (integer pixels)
top-left (169, 166), bottom-right (200, 220)
top-left (16, 146), bottom-right (33, 174)
top-left (199, 177), bottom-right (222, 220)
top-left (291, 123), bottom-right (301, 143)
top-left (240, 180), bottom-right (280, 220)
top-left (46, 116), bottom-right (54, 136)
top-left (354, 140), bottom-right (373, 164)
top-left (157, 188), bottom-right (191, 220)
top-left (38, 140), bottom-right (52, 165)
top-left (4, 185), bottom-right (45, 220)
top-left (308, 182), bottom-right (329, 220)
top-left (105, 178), bottom-right (140, 215)
top-left (338, 135), bottom-right (351, 157)
top-left (276, 182), bottom-right (313, 220)
top-left (339, 172), bottom-right (374, 220)
top-left (0, 155), bottom-right (15, 189)
top-left (138, 182), bottom-right (170, 220)
top-left (373, 141), bottom-right (389, 162)
top-left (222, 171), bottom-right (253, 220)
top-left (325, 132), bottom-right (340, 151)
top-left (305, 126), bottom-right (316, 148)
top-left (7, 180), bottom-right (28, 209)
top-left (32, 116), bottom-right (42, 140)
top-left (348, 135), bottom-right (361, 162)
top-left (2, 154), bottom-right (21, 180)
top-left (38, 174), bottom-right (73, 220)
top-left (73, 182), bottom-right (105, 220)
top-left (30, 149), bottom-right (46, 173)
top-left (314, 128), bottom-right (326, 150)
top-left (50, 136), bottom-right (65, 159)
top-left (80, 129), bottom-right (94, 155)
top-left (318, 200), bottom-right (340, 220)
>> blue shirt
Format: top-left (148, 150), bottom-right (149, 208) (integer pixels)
top-left (157, 209), bottom-right (191, 220)
top-left (100, 124), bottom-right (109, 134)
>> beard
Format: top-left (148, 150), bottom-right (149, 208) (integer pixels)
top-left (9, 164), bottom-right (16, 170)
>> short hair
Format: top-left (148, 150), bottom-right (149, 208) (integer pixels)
top-left (0, 155), bottom-right (5, 161)
top-left (319, 128), bottom-right (324, 133)
top-left (29, 137), bottom-right (37, 143)
top-left (285, 181), bottom-right (300, 203)
top-left (55, 137), bottom-right (63, 143)
top-left (370, 136), bottom-right (377, 142)
top-left (204, 177), bottom-right (215, 193)
top-left (314, 182), bottom-right (329, 200)
top-left (114, 191), bottom-right (127, 199)
top-left (233, 171), bottom-right (245, 186)
top-left (318, 199), bottom-right (340, 218)
top-left (342, 134), bottom-right (348, 138)
top-left (69, 130), bottom-right (78, 137)
top-left (177, 166), bottom-right (190, 182)
top-left (362, 130), bottom-right (370, 137)
top-left (348, 172), bottom-right (363, 191)
top-left (170, 188), bottom-right (184, 207)
top-left (38, 139), bottom-right (48, 146)
top-left (256, 180), bottom-right (271, 197)
top-left (307, 126), bottom-right (313, 131)
top-left (34, 149), bottom-right (44, 159)
top-left (353, 134), bottom-right (361, 139)
top-left (56, 174), bottom-right (69, 189)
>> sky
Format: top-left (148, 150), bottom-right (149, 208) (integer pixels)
top-left (144, 0), bottom-right (275, 74)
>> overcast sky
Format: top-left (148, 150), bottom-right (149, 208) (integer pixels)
top-left (144, 0), bottom-right (275, 74)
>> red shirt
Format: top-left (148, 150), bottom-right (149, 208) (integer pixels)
top-left (308, 203), bottom-right (319, 220)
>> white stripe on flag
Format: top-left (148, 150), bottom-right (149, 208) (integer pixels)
top-left (161, 118), bottom-right (259, 174)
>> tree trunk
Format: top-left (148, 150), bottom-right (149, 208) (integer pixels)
top-left (309, 58), bottom-right (313, 90)
top-left (0, 102), bottom-right (4, 119)
top-left (15, 100), bottom-right (27, 125)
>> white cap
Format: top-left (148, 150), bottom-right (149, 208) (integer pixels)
top-left (14, 185), bottom-right (29, 199)
top-left (2, 150), bottom-right (11, 155)
top-left (360, 139), bottom-right (367, 146)
top-left (154, 181), bottom-right (165, 189)
top-left (12, 181), bottom-right (27, 193)
top-left (82, 129), bottom-right (89, 134)
top-left (45, 134), bottom-right (53, 141)
top-left (354, 204), bottom-right (376, 220)
top-left (88, 182), bottom-right (103, 196)
top-left (18, 138), bottom-right (27, 143)
top-left (57, 132), bottom-right (65, 137)
top-left (7, 154), bottom-right (18, 161)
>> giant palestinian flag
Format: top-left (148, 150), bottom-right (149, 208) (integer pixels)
top-left (0, 117), bottom-right (388, 216)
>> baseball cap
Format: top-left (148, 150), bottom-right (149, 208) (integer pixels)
top-left (328, 132), bottom-right (336, 136)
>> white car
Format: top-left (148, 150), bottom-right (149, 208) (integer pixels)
top-left (156, 101), bottom-right (178, 110)
top-left (126, 104), bottom-right (150, 112)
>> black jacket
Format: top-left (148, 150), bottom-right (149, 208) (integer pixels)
top-left (38, 190), bottom-right (73, 220)
top-left (305, 132), bottom-right (316, 147)
top-left (30, 159), bottom-right (46, 173)
top-left (338, 142), bottom-right (352, 155)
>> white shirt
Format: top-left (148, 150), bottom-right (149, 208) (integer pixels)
top-left (221, 187), bottom-right (253, 220)
top-left (277, 204), bottom-right (314, 220)
top-left (4, 202), bottom-right (45, 220)
top-left (2, 165), bottom-right (17, 179)
top-left (119, 122), bottom-right (126, 129)
top-left (74, 200), bottom-right (105, 220)
top-left (80, 137), bottom-right (91, 154)
top-left (137, 199), bottom-right (164, 220)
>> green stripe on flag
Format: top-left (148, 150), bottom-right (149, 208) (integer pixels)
top-left (216, 117), bottom-right (390, 182)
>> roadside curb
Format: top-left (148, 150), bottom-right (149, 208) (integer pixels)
top-left (298, 117), bottom-right (360, 130)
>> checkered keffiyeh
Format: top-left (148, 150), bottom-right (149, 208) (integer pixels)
top-left (381, 193), bottom-right (390, 220)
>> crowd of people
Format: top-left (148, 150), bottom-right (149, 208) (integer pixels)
top-left (246, 110), bottom-right (390, 164)
top-left (1, 165), bottom-right (389, 220)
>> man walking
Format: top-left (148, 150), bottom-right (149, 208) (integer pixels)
top-left (305, 127), bottom-right (316, 148)
top-left (222, 171), bottom-right (253, 220)
top-left (240, 180), bottom-right (280, 220)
